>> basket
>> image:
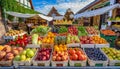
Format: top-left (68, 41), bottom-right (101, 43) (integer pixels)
top-left (32, 49), bottom-right (52, 66)
top-left (81, 44), bottom-right (95, 48)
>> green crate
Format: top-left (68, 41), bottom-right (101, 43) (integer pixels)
top-left (100, 33), bottom-right (117, 47)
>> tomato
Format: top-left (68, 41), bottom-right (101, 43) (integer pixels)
top-left (78, 54), bottom-right (87, 60)
top-left (72, 54), bottom-right (78, 60)
top-left (69, 49), bottom-right (76, 55)
top-left (70, 56), bottom-right (73, 60)
top-left (76, 50), bottom-right (82, 56)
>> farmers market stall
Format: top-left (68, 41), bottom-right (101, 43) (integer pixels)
top-left (1, 24), bottom-right (120, 69)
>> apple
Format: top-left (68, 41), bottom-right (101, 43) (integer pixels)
top-left (20, 55), bottom-right (26, 61)
top-left (42, 51), bottom-right (47, 56)
top-left (0, 51), bottom-right (6, 59)
top-left (56, 56), bottom-right (61, 61)
top-left (12, 50), bottom-right (19, 56)
top-left (26, 50), bottom-right (34, 58)
top-left (14, 55), bottom-right (20, 61)
top-left (6, 53), bottom-right (14, 60)
top-left (17, 47), bottom-right (23, 52)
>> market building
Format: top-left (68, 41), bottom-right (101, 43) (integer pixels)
top-left (75, 0), bottom-right (120, 30)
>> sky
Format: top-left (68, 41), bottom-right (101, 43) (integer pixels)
top-left (32, 0), bottom-right (95, 15)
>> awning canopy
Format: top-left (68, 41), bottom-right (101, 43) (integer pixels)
top-left (74, 4), bottom-right (120, 19)
top-left (6, 11), bottom-right (53, 21)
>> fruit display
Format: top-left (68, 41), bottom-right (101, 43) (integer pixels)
top-left (86, 27), bottom-right (99, 35)
top-left (58, 26), bottom-right (68, 34)
top-left (31, 26), bottom-right (51, 36)
top-left (67, 34), bottom-right (80, 44)
top-left (68, 26), bottom-right (78, 35)
top-left (54, 44), bottom-right (67, 52)
top-left (35, 48), bottom-right (52, 61)
top-left (52, 51), bottom-right (68, 61)
top-left (8, 34), bottom-right (30, 47)
top-left (42, 32), bottom-right (55, 44)
top-left (78, 26), bottom-right (88, 36)
top-left (4, 30), bottom-right (25, 36)
top-left (91, 36), bottom-right (108, 44)
top-left (69, 48), bottom-right (87, 61)
top-left (101, 47), bottom-right (120, 60)
top-left (14, 48), bottom-right (36, 61)
top-left (108, 17), bottom-right (120, 21)
top-left (0, 45), bottom-right (23, 61)
top-left (101, 30), bottom-right (116, 36)
top-left (54, 36), bottom-right (66, 45)
top-left (53, 19), bottom-right (72, 25)
top-left (85, 48), bottom-right (107, 61)
top-left (80, 36), bottom-right (94, 44)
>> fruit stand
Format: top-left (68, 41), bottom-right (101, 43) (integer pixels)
top-left (0, 24), bottom-right (120, 69)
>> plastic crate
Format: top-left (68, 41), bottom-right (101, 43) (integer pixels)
top-left (84, 48), bottom-right (108, 66)
top-left (13, 49), bottom-right (38, 67)
top-left (67, 43), bottom-right (80, 47)
top-left (51, 60), bottom-right (68, 67)
top-left (81, 44), bottom-right (95, 48)
top-left (69, 48), bottom-right (87, 67)
top-left (32, 48), bottom-right (52, 66)
top-left (95, 43), bottom-right (110, 48)
top-left (41, 43), bottom-right (54, 48)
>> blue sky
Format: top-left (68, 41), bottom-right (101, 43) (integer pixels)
top-left (32, 0), bottom-right (95, 15)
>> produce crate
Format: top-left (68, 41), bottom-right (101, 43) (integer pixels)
top-left (0, 60), bottom-right (12, 66)
top-left (13, 49), bottom-right (38, 67)
top-left (101, 48), bottom-right (120, 66)
top-left (32, 50), bottom-right (52, 66)
top-left (80, 44), bottom-right (95, 48)
top-left (84, 48), bottom-right (108, 66)
top-left (100, 33), bottom-right (117, 47)
top-left (26, 44), bottom-right (40, 48)
top-left (69, 48), bottom-right (87, 67)
top-left (95, 43), bottom-right (110, 48)
top-left (67, 43), bottom-right (80, 47)
top-left (51, 60), bottom-right (68, 67)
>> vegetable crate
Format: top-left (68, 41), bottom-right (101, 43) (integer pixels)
top-left (100, 33), bottom-right (117, 47)
top-left (69, 60), bottom-right (86, 67)
top-left (51, 60), bottom-right (68, 67)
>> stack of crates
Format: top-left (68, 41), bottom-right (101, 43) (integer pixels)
top-left (100, 33), bottom-right (117, 47)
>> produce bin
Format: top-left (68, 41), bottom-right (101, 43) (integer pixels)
top-left (32, 48), bottom-right (52, 66)
top-left (100, 33), bottom-right (117, 47)
top-left (84, 48), bottom-right (108, 66)
top-left (26, 44), bottom-right (40, 48)
top-left (41, 43), bottom-right (54, 48)
top-left (69, 48), bottom-right (87, 67)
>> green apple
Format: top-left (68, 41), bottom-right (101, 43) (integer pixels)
top-left (26, 58), bottom-right (31, 61)
top-left (32, 48), bottom-right (36, 53)
top-left (14, 55), bottom-right (20, 61)
top-left (21, 50), bottom-right (26, 55)
top-left (20, 55), bottom-right (26, 61)
top-left (26, 50), bottom-right (34, 58)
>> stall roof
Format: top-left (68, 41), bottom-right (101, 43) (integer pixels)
top-left (74, 4), bottom-right (120, 19)
top-left (6, 11), bottom-right (53, 21)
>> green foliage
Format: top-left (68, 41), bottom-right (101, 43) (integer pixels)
top-left (0, 0), bottom-right (39, 18)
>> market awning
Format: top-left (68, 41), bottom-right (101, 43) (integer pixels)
top-left (6, 11), bottom-right (53, 21)
top-left (74, 4), bottom-right (120, 19)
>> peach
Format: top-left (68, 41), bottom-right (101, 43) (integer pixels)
top-left (12, 50), bottom-right (19, 56)
top-left (17, 47), bottom-right (23, 52)
top-left (0, 51), bottom-right (6, 59)
top-left (6, 53), bottom-right (14, 60)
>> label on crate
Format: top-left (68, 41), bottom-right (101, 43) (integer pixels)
top-left (74, 63), bottom-right (81, 67)
top-left (95, 63), bottom-right (103, 66)
top-left (115, 63), bottom-right (120, 66)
